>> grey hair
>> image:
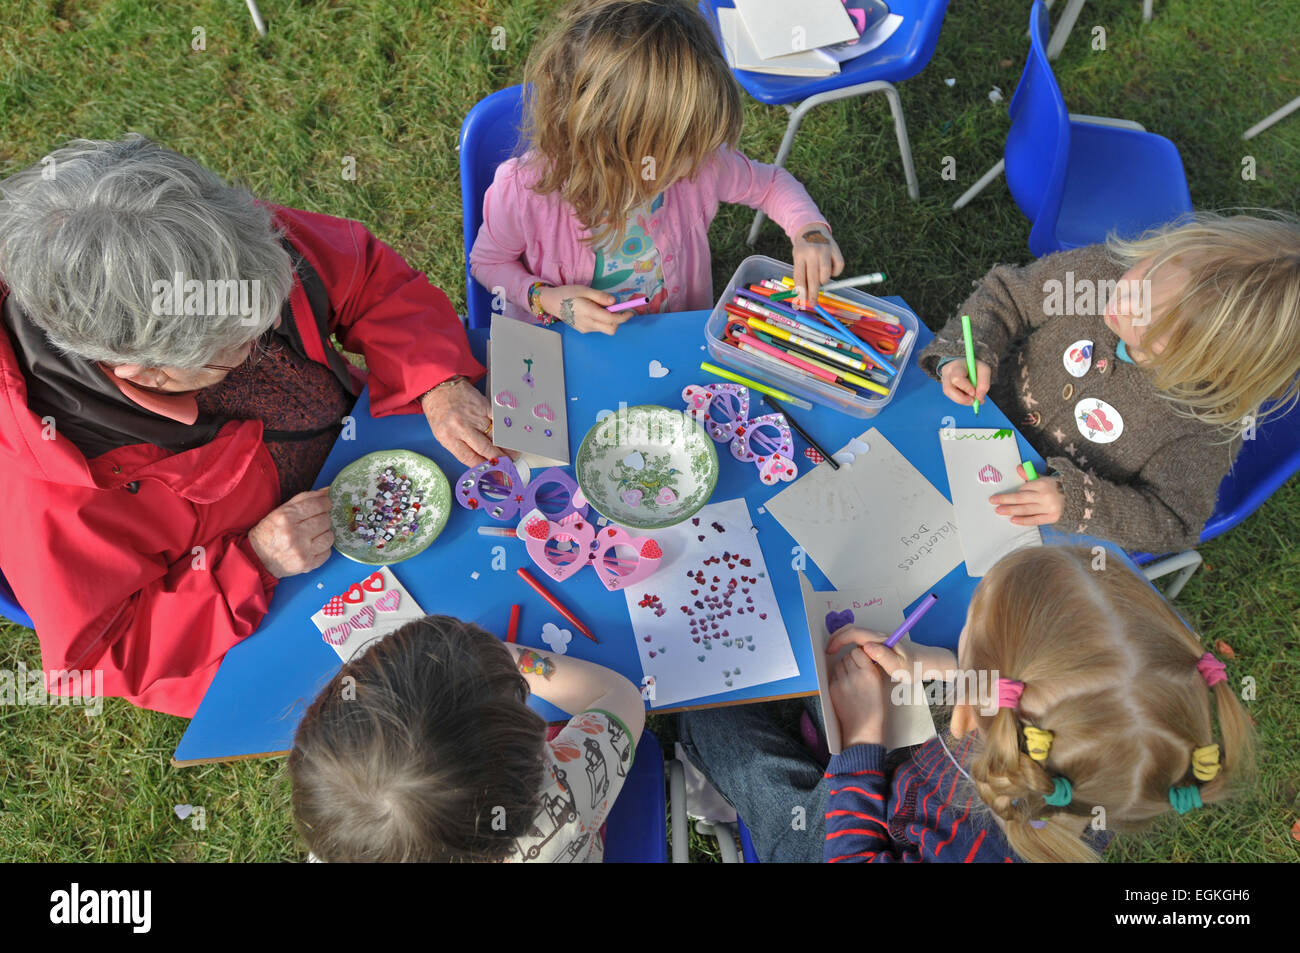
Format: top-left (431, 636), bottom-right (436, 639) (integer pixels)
top-left (0, 134), bottom-right (293, 368)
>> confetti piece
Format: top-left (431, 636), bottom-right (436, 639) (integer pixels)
top-left (1215, 639), bottom-right (1236, 659)
top-left (541, 622), bottom-right (573, 655)
top-left (648, 359), bottom-right (670, 378)
top-left (470, 571), bottom-right (480, 580)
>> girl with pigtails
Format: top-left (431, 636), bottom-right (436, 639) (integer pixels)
top-left (679, 545), bottom-right (1255, 862)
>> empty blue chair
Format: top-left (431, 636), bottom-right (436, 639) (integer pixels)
top-left (603, 729), bottom-right (669, 862)
top-left (1134, 399), bottom-right (1300, 597)
top-left (1007, 1), bottom-right (1192, 256)
top-left (0, 569), bottom-right (33, 628)
top-left (458, 84), bottom-right (526, 330)
top-left (700, 1), bottom-right (950, 242)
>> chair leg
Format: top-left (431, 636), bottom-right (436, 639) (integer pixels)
top-left (695, 820), bottom-right (742, 862)
top-left (1143, 0), bottom-right (1154, 22)
top-left (952, 159), bottom-right (1005, 210)
top-left (1242, 94), bottom-right (1300, 140)
top-left (1046, 0), bottom-right (1086, 60)
top-left (667, 759), bottom-right (690, 863)
top-left (747, 81), bottom-right (919, 244)
top-left (1140, 550), bottom-right (1203, 600)
top-left (245, 0), bottom-right (268, 36)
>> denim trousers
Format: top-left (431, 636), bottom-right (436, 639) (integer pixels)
top-left (677, 698), bottom-right (830, 863)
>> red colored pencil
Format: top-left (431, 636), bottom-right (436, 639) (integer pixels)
top-left (507, 604), bottom-right (521, 643)
top-left (515, 568), bottom-right (598, 643)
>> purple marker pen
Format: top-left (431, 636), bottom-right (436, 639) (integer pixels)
top-left (607, 296), bottom-right (648, 313)
top-left (884, 593), bottom-right (939, 649)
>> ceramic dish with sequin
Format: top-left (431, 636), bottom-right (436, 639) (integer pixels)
top-left (329, 450), bottom-right (451, 564)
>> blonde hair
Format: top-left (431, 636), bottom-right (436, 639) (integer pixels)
top-left (520, 0), bottom-right (744, 245)
top-left (1105, 212), bottom-right (1300, 430)
top-left (959, 546), bottom-right (1255, 863)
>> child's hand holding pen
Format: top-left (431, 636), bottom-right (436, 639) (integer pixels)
top-left (827, 626), bottom-right (959, 683)
top-left (537, 285), bottom-right (629, 335)
top-left (790, 221), bottom-right (844, 306)
top-left (990, 464), bottom-right (1064, 526)
top-left (828, 645), bottom-right (888, 748)
top-left (940, 357), bottom-right (992, 408)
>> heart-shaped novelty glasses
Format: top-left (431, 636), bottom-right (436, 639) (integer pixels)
top-left (520, 509), bottom-right (662, 591)
top-left (455, 459), bottom-right (589, 523)
top-left (682, 383), bottom-right (798, 486)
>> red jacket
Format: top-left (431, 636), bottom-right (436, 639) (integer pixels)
top-left (0, 206), bottom-right (484, 717)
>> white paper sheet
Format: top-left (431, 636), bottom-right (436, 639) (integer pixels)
top-left (310, 566), bottom-right (426, 662)
top-left (623, 498), bottom-right (798, 708)
top-left (733, 0), bottom-right (860, 60)
top-left (937, 428), bottom-right (1043, 577)
top-left (797, 573), bottom-right (936, 753)
top-left (766, 428), bottom-right (964, 607)
top-left (718, 8), bottom-right (839, 76)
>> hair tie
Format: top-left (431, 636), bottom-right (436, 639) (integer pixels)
top-left (997, 679), bottom-right (1025, 709)
top-left (1169, 784), bottom-right (1203, 815)
top-left (1191, 744), bottom-right (1221, 782)
top-left (1043, 776), bottom-right (1073, 807)
top-left (1028, 819), bottom-right (1047, 829)
top-left (1023, 725), bottom-right (1054, 761)
top-left (1196, 652), bottom-right (1227, 688)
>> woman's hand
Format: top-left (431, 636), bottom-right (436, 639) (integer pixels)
top-left (990, 466), bottom-right (1064, 526)
top-left (828, 646), bottom-right (889, 748)
top-left (790, 222), bottom-right (844, 306)
top-left (940, 357), bottom-right (992, 408)
top-left (538, 286), bottom-right (627, 335)
top-left (248, 488), bottom-right (334, 578)
top-left (420, 379), bottom-right (505, 468)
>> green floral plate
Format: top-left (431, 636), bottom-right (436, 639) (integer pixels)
top-left (575, 405), bottom-right (718, 530)
top-left (329, 450), bottom-right (451, 564)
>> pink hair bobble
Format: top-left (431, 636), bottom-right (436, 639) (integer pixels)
top-left (1196, 652), bottom-right (1228, 688)
top-left (997, 679), bottom-right (1026, 709)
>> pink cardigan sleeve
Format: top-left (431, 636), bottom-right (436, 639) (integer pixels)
top-left (468, 158), bottom-right (540, 312)
top-left (704, 149), bottom-right (830, 238)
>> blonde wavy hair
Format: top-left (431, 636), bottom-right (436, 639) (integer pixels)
top-left (520, 0), bottom-right (743, 246)
top-left (1105, 212), bottom-right (1300, 431)
top-left (959, 546), bottom-right (1255, 863)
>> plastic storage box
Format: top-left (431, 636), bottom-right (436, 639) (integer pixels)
top-left (704, 255), bottom-right (918, 418)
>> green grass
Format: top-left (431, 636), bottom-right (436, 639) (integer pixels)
top-left (1, 0), bottom-right (1298, 862)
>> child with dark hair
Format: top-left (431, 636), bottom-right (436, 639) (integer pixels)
top-left (289, 615), bottom-right (644, 862)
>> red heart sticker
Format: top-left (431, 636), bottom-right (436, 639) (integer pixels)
top-left (342, 584), bottom-right (366, 604)
top-left (321, 595), bottom-right (346, 617)
top-left (640, 539), bottom-right (662, 559)
top-left (362, 571), bottom-right (386, 592)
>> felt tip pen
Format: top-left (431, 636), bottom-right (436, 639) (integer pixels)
top-left (606, 296), bottom-right (647, 313)
top-left (477, 525), bottom-right (520, 538)
top-left (752, 328), bottom-right (891, 388)
top-left (730, 301), bottom-right (869, 361)
top-left (699, 362), bottom-right (813, 409)
top-left (733, 336), bottom-right (839, 384)
top-left (746, 331), bottom-right (890, 395)
top-left (777, 277), bottom-right (898, 323)
top-left (817, 304), bottom-right (896, 376)
top-left (764, 395), bottom-right (839, 471)
top-left (735, 292), bottom-right (860, 353)
top-left (739, 334), bottom-right (858, 395)
top-left (821, 272), bottom-right (886, 292)
top-left (884, 593), bottom-right (939, 649)
top-left (1022, 461), bottom-right (1038, 481)
top-left (961, 313), bottom-right (980, 415)
top-left (515, 567), bottom-right (597, 643)
top-left (507, 604), bottom-right (521, 643)
top-left (747, 316), bottom-right (876, 376)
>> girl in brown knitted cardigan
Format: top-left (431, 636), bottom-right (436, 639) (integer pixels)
top-left (920, 213), bottom-right (1300, 553)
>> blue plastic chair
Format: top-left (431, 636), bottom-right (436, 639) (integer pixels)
top-left (0, 569), bottom-right (33, 628)
top-left (1005, 1), bottom-right (1192, 257)
top-left (603, 729), bottom-right (669, 862)
top-left (458, 84), bottom-right (527, 330)
top-left (700, 1), bottom-right (950, 242)
top-left (1132, 399), bottom-right (1300, 597)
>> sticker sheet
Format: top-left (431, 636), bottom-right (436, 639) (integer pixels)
top-left (311, 566), bottom-right (425, 662)
top-left (623, 498), bottom-right (797, 708)
top-left (765, 427), bottom-right (965, 607)
top-left (797, 573), bottom-right (936, 754)
top-left (937, 428), bottom-right (1043, 576)
top-left (488, 315), bottom-right (570, 467)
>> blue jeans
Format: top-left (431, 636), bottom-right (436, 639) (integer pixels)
top-left (678, 698), bottom-right (829, 863)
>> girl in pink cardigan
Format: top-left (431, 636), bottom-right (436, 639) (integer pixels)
top-left (469, 0), bottom-right (843, 335)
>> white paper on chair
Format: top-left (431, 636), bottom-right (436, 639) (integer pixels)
top-left (718, 8), bottom-right (840, 76)
top-left (623, 498), bottom-right (798, 709)
top-left (733, 0), bottom-right (860, 60)
top-left (765, 428), bottom-right (964, 607)
top-left (937, 428), bottom-right (1043, 577)
top-left (311, 566), bottom-right (426, 662)
top-left (798, 573), bottom-right (936, 754)
top-left (824, 9), bottom-right (904, 63)
top-left (488, 315), bottom-right (570, 467)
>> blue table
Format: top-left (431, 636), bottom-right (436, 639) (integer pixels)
top-left (173, 302), bottom-right (1043, 764)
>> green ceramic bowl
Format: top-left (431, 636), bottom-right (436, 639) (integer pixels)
top-left (329, 450), bottom-right (451, 564)
top-left (575, 405), bottom-right (718, 530)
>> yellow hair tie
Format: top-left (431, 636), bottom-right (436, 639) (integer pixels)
top-left (1191, 744), bottom-right (1220, 782)
top-left (1023, 725), bottom-right (1054, 762)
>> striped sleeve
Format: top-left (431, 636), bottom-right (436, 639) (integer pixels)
top-left (823, 744), bottom-right (897, 863)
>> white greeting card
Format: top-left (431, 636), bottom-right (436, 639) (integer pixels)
top-left (765, 428), bottom-right (965, 607)
top-left (488, 315), bottom-right (570, 467)
top-left (797, 573), bottom-right (936, 754)
top-left (623, 498), bottom-right (798, 708)
top-left (936, 428), bottom-right (1043, 577)
top-left (311, 566), bottom-right (425, 662)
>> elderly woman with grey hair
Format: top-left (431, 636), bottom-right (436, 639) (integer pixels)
top-left (0, 135), bottom-right (502, 717)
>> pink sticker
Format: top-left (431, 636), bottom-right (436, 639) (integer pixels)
top-left (977, 464), bottom-right (1003, 484)
top-left (374, 590), bottom-right (401, 612)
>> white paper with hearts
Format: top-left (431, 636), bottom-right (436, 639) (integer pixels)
top-left (311, 566), bottom-right (425, 662)
top-left (622, 498), bottom-right (797, 708)
top-left (937, 428), bottom-right (1043, 576)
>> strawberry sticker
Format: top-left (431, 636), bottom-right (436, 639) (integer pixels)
top-left (1073, 398), bottom-right (1124, 444)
